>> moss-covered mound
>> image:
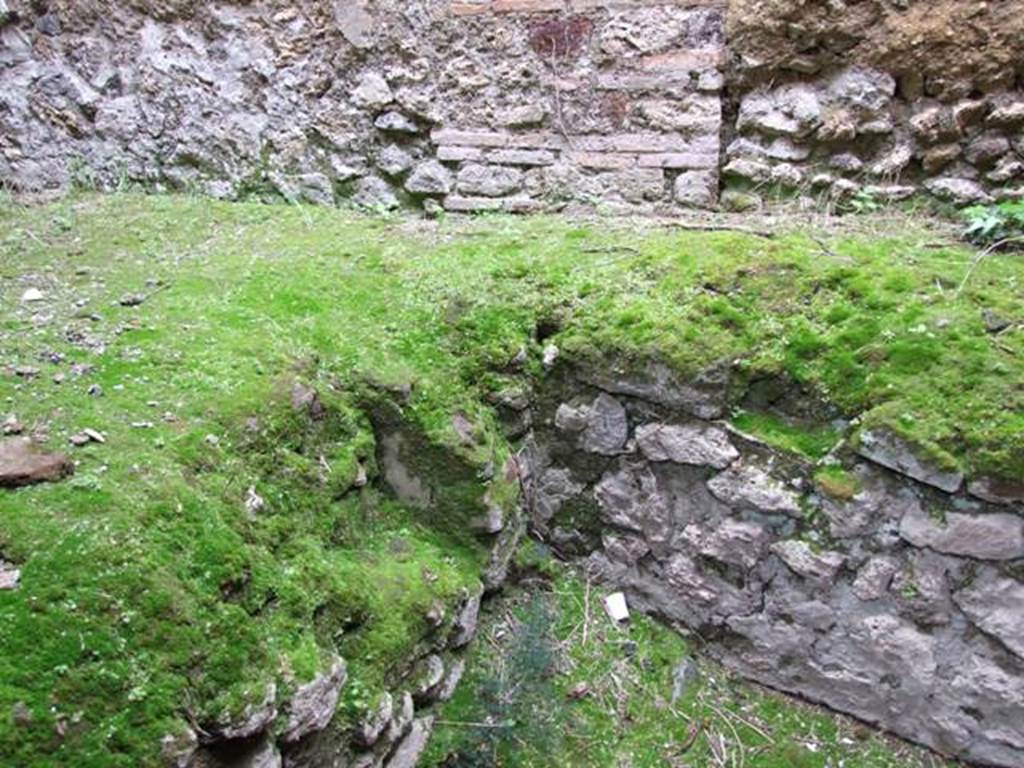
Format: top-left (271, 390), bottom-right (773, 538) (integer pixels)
top-left (0, 193), bottom-right (1020, 766)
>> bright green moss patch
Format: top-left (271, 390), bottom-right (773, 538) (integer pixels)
top-left (425, 564), bottom-right (951, 768)
top-left (814, 466), bottom-right (863, 500)
top-left (0, 192), bottom-right (1021, 765)
top-left (731, 410), bottom-right (840, 461)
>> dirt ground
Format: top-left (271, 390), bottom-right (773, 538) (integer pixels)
top-left (727, 0), bottom-right (1024, 97)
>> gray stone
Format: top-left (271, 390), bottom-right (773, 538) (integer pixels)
top-left (159, 729), bottom-right (197, 768)
top-left (965, 132), bottom-right (1011, 168)
top-left (737, 83), bottom-right (822, 137)
top-left (0, 560), bottom-right (19, 591)
top-left (405, 161), bottom-right (452, 195)
top-left (770, 540), bottom-right (845, 585)
top-left (449, 588), bottom-right (482, 648)
top-left (594, 463), bottom-right (671, 550)
top-left (635, 422), bottom-right (738, 469)
top-left (530, 466), bottom-right (584, 524)
top-left (856, 429), bottom-right (964, 492)
top-left (909, 106), bottom-right (959, 144)
top-left (355, 692), bottom-right (393, 748)
top-left (954, 571), bottom-right (1024, 660)
top-left (987, 155), bottom-right (1024, 183)
top-left (280, 657), bottom-right (347, 743)
top-left (673, 170), bottom-right (717, 209)
top-left (582, 362), bottom-right (729, 420)
top-left (377, 145), bottom-right (414, 177)
top-left (412, 654), bottom-right (445, 703)
top-left (580, 393), bottom-right (628, 455)
top-left (869, 142), bottom-right (913, 177)
top-left (953, 99), bottom-right (988, 130)
top-left (375, 111), bottom-right (420, 134)
top-left (921, 144), bottom-right (962, 173)
top-left (352, 176), bottom-right (399, 210)
top-left (720, 190), bottom-right (760, 212)
top-left (681, 519), bottom-right (768, 569)
top-left (601, 531), bottom-right (650, 565)
top-left (722, 157), bottom-right (771, 183)
top-left (899, 505), bottom-right (1024, 561)
top-left (204, 683), bottom-right (277, 742)
top-left (770, 163), bottom-right (804, 186)
top-left (457, 164), bottom-right (523, 197)
top-left (554, 403), bottom-right (589, 433)
top-left (352, 72), bottom-right (393, 109)
top-left (706, 464), bottom-right (802, 517)
top-left (335, 0), bottom-right (375, 48)
top-left (436, 657), bottom-right (466, 702)
top-left (890, 552), bottom-right (952, 626)
top-left (926, 176), bottom-right (993, 206)
top-left (852, 556), bottom-right (898, 601)
top-left (826, 67), bottom-right (896, 114)
top-left (385, 716), bottom-right (434, 768)
top-left (385, 692), bottom-right (414, 744)
top-left (0, 438), bottom-right (74, 488)
top-left (967, 477), bottom-right (1024, 506)
top-left (499, 104), bottom-right (547, 128)
top-left (987, 98), bottom-right (1024, 127)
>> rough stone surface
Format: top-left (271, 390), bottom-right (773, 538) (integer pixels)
top-left (525, 370), bottom-right (1024, 768)
top-left (204, 683), bottom-right (277, 742)
top-left (384, 716), bottom-right (434, 768)
top-left (636, 422), bottom-right (738, 469)
top-left (770, 540), bottom-right (845, 586)
top-left (706, 463), bottom-right (802, 517)
top-left (280, 658), bottom-right (347, 743)
top-left (899, 505), bottom-right (1024, 561)
top-left (856, 429), bottom-right (963, 492)
top-left (580, 394), bottom-right (628, 455)
top-left (0, 560), bottom-right (21, 591)
top-left (0, 438), bottom-right (74, 488)
top-left (954, 571), bottom-right (1024, 660)
top-left (405, 161), bottom-right (452, 195)
top-left (449, 588), bottom-right (482, 648)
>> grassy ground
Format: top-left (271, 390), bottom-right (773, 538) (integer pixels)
top-left (0, 193), bottom-right (1020, 766)
top-left (425, 544), bottom-right (955, 768)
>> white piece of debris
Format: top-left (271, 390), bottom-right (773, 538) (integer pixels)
top-left (0, 560), bottom-right (21, 590)
top-left (542, 344), bottom-right (559, 370)
top-left (603, 591), bottom-right (630, 623)
top-left (21, 288), bottom-right (45, 303)
top-left (245, 486), bottom-right (265, 516)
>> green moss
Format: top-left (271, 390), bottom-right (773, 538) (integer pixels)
top-left (814, 466), bottom-right (863, 501)
top-left (425, 567), bottom-right (952, 767)
top-left (0, 192), bottom-right (1020, 765)
top-left (733, 410), bottom-right (840, 461)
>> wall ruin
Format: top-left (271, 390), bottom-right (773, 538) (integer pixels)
top-left (3, 0), bottom-right (1021, 211)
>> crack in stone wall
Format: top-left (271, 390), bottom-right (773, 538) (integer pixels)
top-left (521, 366), bottom-right (1024, 768)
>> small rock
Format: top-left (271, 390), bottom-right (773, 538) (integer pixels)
top-left (706, 463), bottom-right (802, 517)
top-left (374, 111), bottom-right (419, 134)
top-left (0, 560), bottom-right (21, 590)
top-left (542, 344), bottom-right (559, 369)
top-left (636, 422), bottom-right (738, 469)
top-left (352, 176), bottom-right (399, 210)
top-left (386, 716), bottom-right (435, 768)
top-left (981, 309), bottom-right (1012, 334)
top-left (924, 177), bottom-right (992, 206)
top-left (405, 161), bottom-right (453, 196)
top-left (671, 657), bottom-right (700, 703)
top-left (354, 692), bottom-right (393, 747)
top-left (0, 438), bottom-right (74, 488)
top-left (118, 293), bottom-right (147, 307)
top-left (377, 145), bottom-right (414, 177)
top-left (456, 163), bottom-right (523, 197)
top-left (898, 504), bottom-right (1024, 561)
top-left (2, 416), bottom-right (23, 435)
top-left (603, 591), bottom-right (630, 622)
top-left (11, 701), bottom-right (33, 727)
top-left (449, 588), bottom-right (482, 648)
top-left (567, 681), bottom-right (591, 700)
top-left (770, 540), bottom-right (845, 585)
top-left (855, 429), bottom-right (962, 493)
top-left (83, 428), bottom-right (105, 444)
top-left (352, 72), bottom-right (393, 109)
top-left (280, 657), bottom-right (347, 743)
top-left (245, 486), bottom-right (265, 516)
top-left (852, 556), bottom-right (899, 601)
top-left (14, 366), bottom-right (40, 379)
top-left (21, 288), bottom-right (45, 303)
top-left (967, 476), bottom-right (1024, 506)
top-left (953, 570), bottom-right (1024, 660)
top-left (580, 393), bottom-right (628, 455)
top-left (159, 728), bottom-right (198, 768)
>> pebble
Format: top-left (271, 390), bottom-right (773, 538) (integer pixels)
top-left (21, 288), bottom-right (45, 303)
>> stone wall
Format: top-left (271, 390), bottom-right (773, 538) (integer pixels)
top-left (522, 364), bottom-right (1024, 767)
top-left (2, 0), bottom-right (1023, 211)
